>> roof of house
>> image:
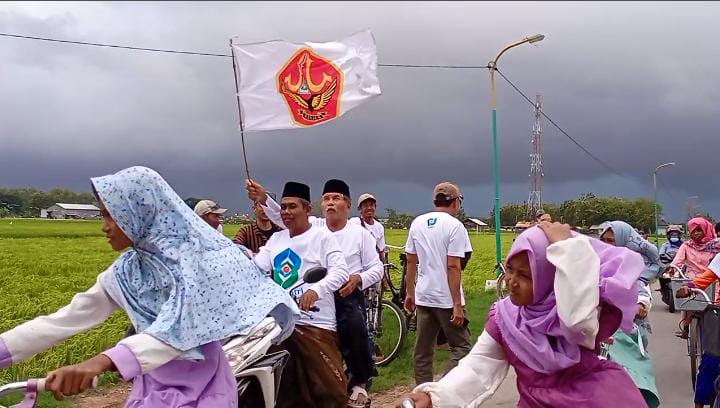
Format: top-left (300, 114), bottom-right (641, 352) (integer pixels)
top-left (465, 218), bottom-right (489, 227)
top-left (53, 203), bottom-right (100, 211)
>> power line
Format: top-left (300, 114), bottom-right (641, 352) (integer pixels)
top-left (0, 30), bottom-right (630, 180)
top-left (0, 32), bottom-right (232, 58)
top-left (0, 32), bottom-right (490, 69)
top-left (495, 68), bottom-right (630, 181)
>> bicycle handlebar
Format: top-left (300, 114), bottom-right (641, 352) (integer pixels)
top-left (689, 288), bottom-right (712, 303)
top-left (665, 264), bottom-right (687, 279)
top-left (0, 377), bottom-right (98, 400)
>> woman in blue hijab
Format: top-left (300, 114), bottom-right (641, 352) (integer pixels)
top-left (0, 166), bottom-right (299, 406)
top-left (599, 220), bottom-right (661, 408)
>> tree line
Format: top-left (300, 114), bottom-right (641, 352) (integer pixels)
top-left (0, 188), bottom-right (96, 218)
top-left (2, 187), bottom-right (698, 233)
top-left (384, 193), bottom-right (681, 231)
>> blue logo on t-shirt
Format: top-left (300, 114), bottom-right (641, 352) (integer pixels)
top-left (427, 217), bottom-right (438, 228)
top-left (273, 248), bottom-right (302, 289)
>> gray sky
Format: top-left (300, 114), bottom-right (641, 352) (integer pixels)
top-left (1, 1), bottom-right (718, 220)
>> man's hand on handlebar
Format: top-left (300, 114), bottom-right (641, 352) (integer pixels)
top-left (396, 392), bottom-right (432, 408)
top-left (676, 286), bottom-right (691, 298)
top-left (45, 354), bottom-right (113, 400)
top-left (299, 289), bottom-right (319, 312)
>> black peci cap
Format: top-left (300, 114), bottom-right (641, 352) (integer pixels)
top-left (322, 179), bottom-right (350, 197)
top-left (282, 181), bottom-right (311, 202)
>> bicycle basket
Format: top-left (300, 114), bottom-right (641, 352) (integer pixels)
top-left (703, 305), bottom-right (720, 358)
top-left (670, 279), bottom-right (715, 312)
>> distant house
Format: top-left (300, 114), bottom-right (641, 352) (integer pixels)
top-left (42, 203), bottom-right (100, 219)
top-left (514, 221), bottom-right (533, 233)
top-left (463, 218), bottom-right (489, 233)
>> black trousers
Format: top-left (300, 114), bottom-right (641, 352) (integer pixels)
top-left (335, 289), bottom-right (374, 388)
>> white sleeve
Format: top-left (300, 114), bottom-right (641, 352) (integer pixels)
top-left (547, 235), bottom-right (600, 349)
top-left (253, 238), bottom-right (274, 277)
top-left (261, 197), bottom-right (287, 230)
top-left (638, 281), bottom-right (652, 311)
top-left (310, 233), bottom-right (350, 298)
top-left (359, 229), bottom-right (384, 290)
top-left (415, 331), bottom-right (509, 407)
top-left (447, 223), bottom-right (468, 257)
top-left (260, 196), bottom-right (325, 229)
top-left (0, 272), bottom-right (120, 363)
top-left (118, 333), bottom-right (182, 373)
top-left (405, 224), bottom-right (417, 254)
top-left (377, 223), bottom-right (387, 251)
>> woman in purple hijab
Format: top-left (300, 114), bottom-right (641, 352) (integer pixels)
top-left (399, 222), bottom-right (648, 407)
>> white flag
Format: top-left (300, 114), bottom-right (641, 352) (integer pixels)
top-left (231, 29), bottom-right (381, 131)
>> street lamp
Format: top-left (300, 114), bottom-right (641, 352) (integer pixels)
top-left (653, 162), bottom-right (675, 246)
top-left (489, 34), bottom-right (545, 268)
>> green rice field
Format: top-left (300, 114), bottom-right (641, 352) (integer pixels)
top-left (0, 218), bottom-right (516, 406)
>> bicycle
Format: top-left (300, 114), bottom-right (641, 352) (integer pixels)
top-left (0, 377), bottom-right (98, 408)
top-left (495, 263), bottom-right (507, 300)
top-left (366, 245), bottom-right (410, 367)
top-left (669, 266), bottom-right (716, 390)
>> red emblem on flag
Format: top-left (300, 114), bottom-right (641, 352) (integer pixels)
top-left (277, 48), bottom-right (344, 126)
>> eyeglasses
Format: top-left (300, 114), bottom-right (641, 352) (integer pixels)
top-left (456, 194), bottom-right (464, 203)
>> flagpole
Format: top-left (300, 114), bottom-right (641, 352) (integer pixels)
top-left (229, 39), bottom-right (251, 181)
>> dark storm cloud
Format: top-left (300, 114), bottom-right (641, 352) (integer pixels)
top-left (1, 2), bottom-right (719, 219)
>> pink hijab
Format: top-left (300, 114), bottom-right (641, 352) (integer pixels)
top-left (495, 227), bottom-right (643, 374)
top-left (687, 217), bottom-right (719, 251)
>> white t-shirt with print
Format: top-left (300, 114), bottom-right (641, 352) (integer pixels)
top-left (260, 199), bottom-right (384, 289)
top-left (350, 217), bottom-right (386, 252)
top-left (254, 225), bottom-right (349, 332)
top-left (405, 211), bottom-right (472, 309)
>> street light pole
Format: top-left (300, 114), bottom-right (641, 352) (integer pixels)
top-left (653, 162), bottom-right (675, 247)
top-left (489, 34), bottom-right (545, 268)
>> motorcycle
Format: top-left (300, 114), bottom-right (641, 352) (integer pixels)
top-left (0, 378), bottom-right (98, 408)
top-left (0, 267), bottom-right (328, 408)
top-left (224, 266), bottom-right (327, 408)
top-left (658, 253), bottom-right (680, 313)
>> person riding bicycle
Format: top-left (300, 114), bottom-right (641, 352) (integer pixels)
top-left (675, 253), bottom-right (720, 408)
top-left (250, 180), bottom-right (380, 408)
top-left (0, 166), bottom-right (300, 406)
top-left (659, 225), bottom-right (683, 261)
top-left (397, 222), bottom-right (646, 407)
top-left (599, 221), bottom-right (661, 407)
top-left (670, 217), bottom-right (720, 338)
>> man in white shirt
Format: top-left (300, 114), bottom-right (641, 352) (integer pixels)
top-left (404, 181), bottom-right (473, 385)
top-left (252, 181), bottom-right (351, 408)
top-left (248, 179), bottom-right (383, 407)
top-left (350, 193), bottom-right (387, 262)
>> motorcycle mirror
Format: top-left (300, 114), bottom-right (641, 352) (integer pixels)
top-left (303, 267), bottom-right (327, 284)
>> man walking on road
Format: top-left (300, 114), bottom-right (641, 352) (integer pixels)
top-left (404, 181), bottom-right (473, 385)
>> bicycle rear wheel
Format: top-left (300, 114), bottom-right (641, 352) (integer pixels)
top-left (689, 317), bottom-right (702, 390)
top-left (374, 299), bottom-right (407, 367)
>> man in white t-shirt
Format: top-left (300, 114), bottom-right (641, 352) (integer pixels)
top-left (248, 178), bottom-right (383, 407)
top-left (404, 181), bottom-right (473, 385)
top-left (350, 193), bottom-right (386, 262)
top-left (252, 181), bottom-right (351, 408)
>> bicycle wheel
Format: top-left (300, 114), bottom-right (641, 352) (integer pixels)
top-left (689, 317), bottom-right (702, 390)
top-left (374, 299), bottom-right (407, 367)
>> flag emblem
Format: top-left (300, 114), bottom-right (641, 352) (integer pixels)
top-left (277, 48), bottom-right (344, 127)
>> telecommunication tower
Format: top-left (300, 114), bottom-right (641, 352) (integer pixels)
top-left (527, 95), bottom-right (544, 219)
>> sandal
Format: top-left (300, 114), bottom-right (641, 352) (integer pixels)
top-left (348, 385), bottom-right (370, 408)
top-left (675, 325), bottom-right (689, 339)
